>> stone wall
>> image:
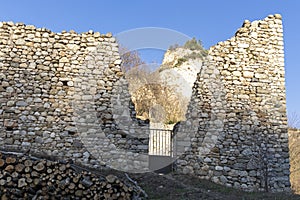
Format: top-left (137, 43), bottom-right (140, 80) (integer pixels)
top-left (0, 14), bottom-right (292, 191)
top-left (176, 14), bottom-right (290, 192)
top-left (0, 22), bottom-right (149, 172)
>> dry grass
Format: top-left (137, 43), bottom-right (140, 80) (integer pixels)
top-left (289, 128), bottom-right (300, 194)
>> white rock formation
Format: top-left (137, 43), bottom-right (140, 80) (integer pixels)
top-left (159, 47), bottom-right (204, 98)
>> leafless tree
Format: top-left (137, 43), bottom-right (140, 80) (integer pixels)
top-left (119, 46), bottom-right (189, 124)
top-left (125, 64), bottom-right (187, 124)
top-left (119, 46), bottom-right (144, 72)
top-left (288, 111), bottom-right (300, 129)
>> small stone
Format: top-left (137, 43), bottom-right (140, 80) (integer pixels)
top-left (16, 101), bottom-right (27, 107)
top-left (241, 184), bottom-right (248, 190)
top-left (211, 177), bottom-right (220, 184)
top-left (220, 175), bottom-right (228, 184)
top-left (114, 59), bottom-right (122, 65)
top-left (73, 153), bottom-right (82, 158)
top-left (66, 126), bottom-right (77, 133)
top-left (224, 166), bottom-right (231, 172)
top-left (83, 152), bottom-right (90, 157)
top-left (94, 32), bottom-right (101, 37)
top-left (67, 44), bottom-right (79, 51)
top-left (5, 138), bottom-right (14, 144)
top-left (86, 46), bottom-right (97, 51)
top-left (15, 39), bottom-right (25, 45)
top-left (6, 87), bottom-right (14, 93)
top-left (242, 148), bottom-right (252, 156)
top-left (250, 32), bottom-right (258, 38)
top-left (21, 142), bottom-right (31, 147)
top-left (201, 113), bottom-right (209, 118)
top-left (35, 136), bottom-right (43, 144)
top-left (237, 43), bottom-right (249, 48)
top-left (239, 171), bottom-right (248, 177)
top-left (34, 98), bottom-right (42, 103)
top-left (4, 120), bottom-right (16, 128)
top-left (243, 71), bottom-right (254, 78)
top-left (44, 138), bottom-right (53, 143)
top-left (232, 71), bottom-right (241, 77)
top-left (243, 20), bottom-right (251, 28)
top-left (234, 182), bottom-right (241, 188)
top-left (18, 62), bottom-right (27, 68)
top-left (7, 101), bottom-right (15, 106)
top-left (106, 32), bottom-right (112, 37)
top-left (59, 57), bottom-right (69, 63)
top-left (254, 73), bottom-right (266, 79)
top-left (238, 94), bottom-right (249, 99)
top-left (73, 140), bottom-right (83, 148)
top-left (137, 145), bottom-right (148, 150)
top-left (67, 81), bottom-right (73, 86)
top-left (182, 166), bottom-right (194, 174)
top-left (82, 95), bottom-right (93, 100)
top-left (46, 116), bottom-right (55, 122)
top-left (44, 103), bottom-right (51, 108)
top-left (274, 14), bottom-right (282, 19)
top-left (54, 43), bottom-right (64, 48)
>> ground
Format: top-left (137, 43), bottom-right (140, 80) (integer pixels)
top-left (2, 150), bottom-right (299, 199)
top-left (129, 172), bottom-right (300, 200)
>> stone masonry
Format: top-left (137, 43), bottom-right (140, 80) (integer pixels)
top-left (176, 14), bottom-right (290, 192)
top-left (0, 21), bottom-right (149, 172)
top-left (0, 14), bottom-right (291, 191)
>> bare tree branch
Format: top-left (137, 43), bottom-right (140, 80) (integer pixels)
top-left (288, 111), bottom-right (300, 129)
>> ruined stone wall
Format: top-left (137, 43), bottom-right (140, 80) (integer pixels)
top-left (0, 14), bottom-right (291, 191)
top-left (0, 22), bottom-right (149, 172)
top-left (176, 14), bottom-right (290, 192)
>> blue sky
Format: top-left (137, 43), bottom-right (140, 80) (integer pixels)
top-left (1, 0), bottom-right (299, 117)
